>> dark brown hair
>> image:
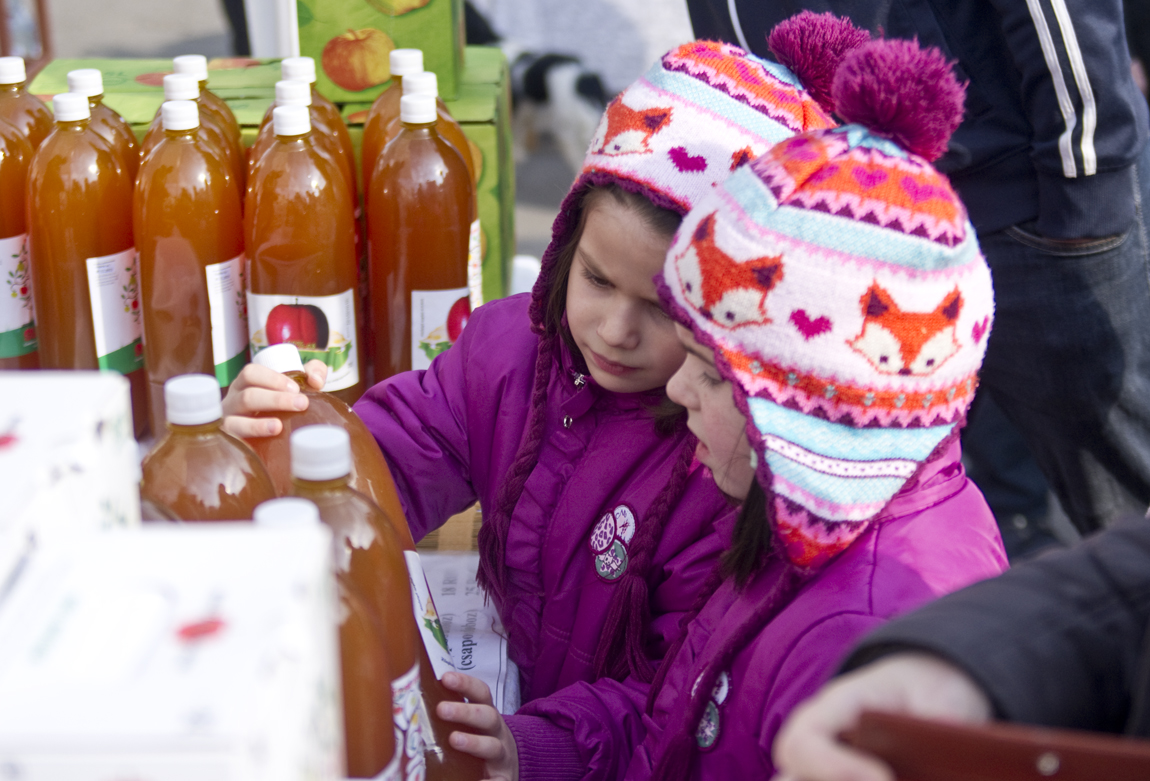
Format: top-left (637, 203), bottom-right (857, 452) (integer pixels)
top-left (721, 477), bottom-right (772, 586)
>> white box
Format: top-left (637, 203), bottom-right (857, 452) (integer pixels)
top-left (0, 524), bottom-right (343, 781)
top-left (0, 372), bottom-right (141, 585)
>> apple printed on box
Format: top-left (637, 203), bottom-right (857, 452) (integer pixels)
top-left (297, 0), bottom-right (464, 103)
top-left (246, 289), bottom-right (360, 392)
top-left (0, 234), bottom-right (36, 358)
top-left (411, 287), bottom-right (471, 370)
top-left (590, 505), bottom-right (637, 582)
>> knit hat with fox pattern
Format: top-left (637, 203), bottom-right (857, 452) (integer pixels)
top-left (660, 37), bottom-right (994, 573)
top-left (479, 13), bottom-right (871, 683)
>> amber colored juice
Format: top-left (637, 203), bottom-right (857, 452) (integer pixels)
top-left (0, 119), bottom-right (36, 369)
top-left (338, 576), bottom-right (400, 777)
top-left (244, 369), bottom-right (409, 533)
top-left (0, 81), bottom-right (52, 149)
top-left (378, 104), bottom-right (476, 188)
top-left (360, 79), bottom-right (402, 188)
top-left (246, 130), bottom-right (364, 403)
top-left (26, 117), bottom-right (147, 436)
top-left (141, 100), bottom-right (244, 190)
top-left (249, 109), bottom-right (354, 206)
top-left (292, 476), bottom-right (421, 777)
top-left (367, 121), bottom-right (473, 379)
top-left (135, 127), bottom-right (243, 434)
top-left (140, 418), bottom-right (275, 520)
top-left (196, 81), bottom-right (242, 145)
top-left (310, 85), bottom-right (357, 191)
top-left (87, 94), bottom-right (139, 181)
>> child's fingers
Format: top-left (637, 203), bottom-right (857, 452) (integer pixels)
top-left (448, 730), bottom-right (505, 761)
top-left (436, 700), bottom-right (501, 733)
top-left (229, 363), bottom-right (301, 396)
top-left (221, 415), bottom-right (283, 439)
top-left (303, 360), bottom-right (328, 390)
top-left (232, 386), bottom-right (309, 417)
top-left (441, 671), bottom-right (495, 706)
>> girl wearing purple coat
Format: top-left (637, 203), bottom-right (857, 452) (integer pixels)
top-left (225, 18), bottom-right (870, 705)
top-left (435, 38), bottom-right (1008, 779)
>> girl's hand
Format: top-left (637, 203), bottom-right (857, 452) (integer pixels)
top-left (220, 360), bottom-right (328, 438)
top-left (438, 671), bottom-right (518, 781)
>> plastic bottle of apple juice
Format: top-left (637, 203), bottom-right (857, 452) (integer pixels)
top-left (141, 374), bottom-right (275, 520)
top-left (254, 495), bottom-right (400, 780)
top-left (0, 57), bottom-right (52, 150)
top-left (245, 343), bottom-right (407, 532)
top-left (136, 100), bottom-right (246, 434)
top-left (26, 93), bottom-right (147, 435)
top-left (66, 68), bottom-right (139, 181)
top-left (278, 57), bottom-right (356, 193)
top-left (367, 93), bottom-right (476, 380)
top-left (289, 426), bottom-right (423, 779)
top-left (247, 80), bottom-right (354, 207)
top-left (0, 116), bottom-right (36, 369)
top-left (246, 105), bottom-right (364, 404)
top-left (360, 48), bottom-right (422, 189)
top-left (140, 74), bottom-right (244, 195)
top-left (172, 54), bottom-right (242, 144)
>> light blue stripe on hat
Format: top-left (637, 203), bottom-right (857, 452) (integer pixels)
top-left (724, 164), bottom-right (980, 272)
top-left (644, 67), bottom-right (802, 146)
top-left (747, 397), bottom-right (952, 462)
top-left (765, 450), bottom-right (906, 506)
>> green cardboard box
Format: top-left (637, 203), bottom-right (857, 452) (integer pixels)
top-left (297, 0), bottom-right (464, 103)
top-left (345, 46), bottom-right (514, 302)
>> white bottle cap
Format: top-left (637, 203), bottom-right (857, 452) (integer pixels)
top-left (254, 497), bottom-right (321, 527)
top-left (275, 79), bottom-right (312, 107)
top-left (0, 56), bottom-right (25, 85)
top-left (291, 425), bottom-right (351, 481)
top-left (273, 104), bottom-right (310, 137)
top-left (161, 100), bottom-right (199, 131)
top-left (402, 71), bottom-right (438, 97)
top-left (280, 56), bottom-right (317, 84)
top-left (390, 49), bottom-right (423, 77)
top-left (252, 343), bottom-right (305, 374)
top-left (163, 73), bottom-right (200, 101)
top-left (66, 69), bottom-right (103, 97)
top-left (173, 54), bottom-right (209, 81)
top-left (164, 374), bottom-right (222, 426)
top-left (400, 94), bottom-right (437, 125)
top-left (52, 93), bottom-right (90, 122)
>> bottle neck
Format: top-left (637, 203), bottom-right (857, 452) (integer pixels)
top-left (57, 119), bottom-right (90, 131)
top-left (401, 121), bottom-right (437, 135)
top-left (198, 79), bottom-right (209, 93)
top-left (87, 93), bottom-right (105, 107)
top-left (163, 126), bottom-right (199, 139)
top-left (0, 82), bottom-right (23, 95)
top-left (292, 475), bottom-right (352, 494)
top-left (283, 370), bottom-right (310, 391)
top-left (167, 418), bottom-right (224, 434)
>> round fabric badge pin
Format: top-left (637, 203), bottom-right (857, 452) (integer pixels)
top-left (695, 670), bottom-right (730, 751)
top-left (590, 504), bottom-right (637, 582)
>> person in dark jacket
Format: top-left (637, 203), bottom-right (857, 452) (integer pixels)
top-left (772, 516), bottom-right (1150, 781)
top-left (685, 0), bottom-right (1150, 537)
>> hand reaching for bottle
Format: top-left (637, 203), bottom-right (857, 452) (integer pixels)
top-left (220, 360), bottom-right (328, 438)
top-left (438, 671), bottom-right (519, 781)
top-left (772, 653), bottom-right (993, 781)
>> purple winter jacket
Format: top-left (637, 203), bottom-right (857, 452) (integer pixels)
top-left (506, 439), bottom-right (1008, 779)
top-left (353, 293), bottom-right (735, 703)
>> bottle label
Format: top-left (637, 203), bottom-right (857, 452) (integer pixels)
top-left (410, 287), bottom-right (470, 371)
top-left (0, 233), bottom-right (36, 357)
top-left (467, 218), bottom-right (483, 311)
top-left (404, 551), bottom-right (457, 680)
top-left (247, 288), bottom-right (359, 392)
top-left (204, 254), bottom-right (249, 387)
top-left (85, 248), bottom-right (144, 374)
top-left (391, 661), bottom-right (427, 781)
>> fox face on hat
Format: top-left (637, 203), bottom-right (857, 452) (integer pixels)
top-left (661, 38), bottom-right (995, 570)
top-left (528, 14), bottom-right (872, 333)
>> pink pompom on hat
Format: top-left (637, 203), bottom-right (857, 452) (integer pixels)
top-left (661, 37), bottom-right (993, 572)
top-left (527, 13), bottom-right (871, 334)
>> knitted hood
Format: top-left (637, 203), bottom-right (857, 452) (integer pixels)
top-left (527, 14), bottom-right (870, 335)
top-left (660, 37), bottom-right (994, 571)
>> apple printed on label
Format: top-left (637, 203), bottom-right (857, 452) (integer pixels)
top-left (417, 295), bottom-right (471, 362)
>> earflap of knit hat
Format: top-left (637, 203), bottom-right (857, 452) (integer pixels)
top-left (658, 40), bottom-right (992, 571)
top-left (529, 40), bottom-right (841, 332)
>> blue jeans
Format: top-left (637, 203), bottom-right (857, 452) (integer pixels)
top-left (975, 144), bottom-right (1150, 533)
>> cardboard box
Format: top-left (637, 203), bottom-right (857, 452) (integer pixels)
top-left (297, 0), bottom-right (464, 103)
top-left (346, 45), bottom-right (515, 301)
top-left (0, 372), bottom-right (140, 585)
top-left (0, 524), bottom-right (342, 780)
